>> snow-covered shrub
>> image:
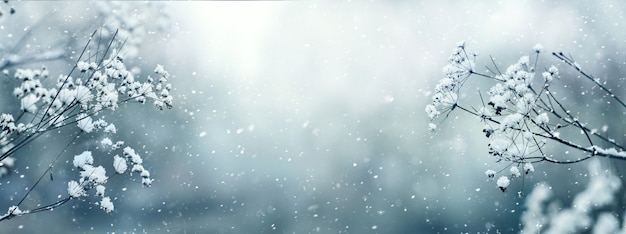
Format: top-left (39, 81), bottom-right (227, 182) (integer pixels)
top-left (0, 1), bottom-right (173, 222)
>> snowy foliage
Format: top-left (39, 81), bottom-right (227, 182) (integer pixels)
top-left (67, 180), bottom-right (85, 198)
top-left (427, 42), bottom-right (626, 191)
top-left (0, 206), bottom-right (26, 221)
top-left (427, 42), bottom-right (626, 233)
top-left (99, 197), bottom-right (115, 213)
top-left (496, 176), bottom-right (510, 192)
top-left (0, 1), bottom-right (173, 223)
top-left (66, 147), bottom-right (154, 213)
top-left (93, 2), bottom-right (171, 60)
top-left (72, 151), bottom-right (94, 168)
top-left (521, 160), bottom-right (623, 233)
top-left (113, 155), bottom-right (128, 174)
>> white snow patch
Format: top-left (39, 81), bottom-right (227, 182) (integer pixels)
top-left (497, 176), bottom-right (510, 191)
top-left (113, 155), bottom-right (128, 174)
top-left (76, 113), bottom-right (94, 133)
top-left (99, 197), bottom-right (114, 213)
top-left (73, 151), bottom-right (93, 168)
top-left (68, 180), bottom-right (85, 198)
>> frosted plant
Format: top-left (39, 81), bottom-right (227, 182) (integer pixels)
top-left (520, 159), bottom-right (622, 233)
top-left (0, 2), bottom-right (173, 222)
top-left (93, 1), bottom-right (171, 59)
top-left (427, 41), bottom-right (626, 191)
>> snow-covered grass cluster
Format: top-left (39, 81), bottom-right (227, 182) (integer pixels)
top-left (426, 41), bottom-right (626, 192)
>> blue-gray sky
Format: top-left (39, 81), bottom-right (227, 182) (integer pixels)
top-left (3, 1), bottom-right (626, 233)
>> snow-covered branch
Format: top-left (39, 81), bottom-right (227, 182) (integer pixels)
top-left (0, 49), bottom-right (65, 70)
top-left (426, 42), bottom-right (626, 191)
top-left (0, 1), bottom-right (173, 224)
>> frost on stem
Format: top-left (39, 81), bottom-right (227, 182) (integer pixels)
top-left (0, 206), bottom-right (27, 221)
top-left (427, 42), bottom-right (626, 191)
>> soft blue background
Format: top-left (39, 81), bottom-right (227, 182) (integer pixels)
top-left (1, 1), bottom-right (626, 233)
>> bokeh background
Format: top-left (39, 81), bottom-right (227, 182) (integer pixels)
top-left (2, 1), bottom-right (626, 233)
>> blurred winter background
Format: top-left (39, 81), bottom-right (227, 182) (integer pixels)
top-left (2, 0), bottom-right (626, 233)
